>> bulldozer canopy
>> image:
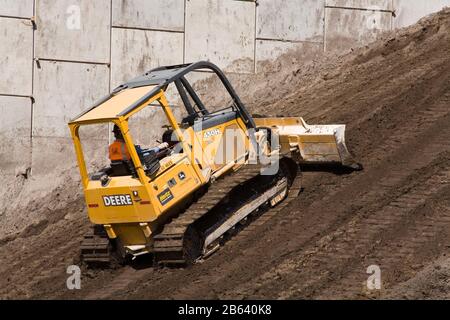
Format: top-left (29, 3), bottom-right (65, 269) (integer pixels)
top-left (71, 85), bottom-right (157, 123)
top-left (69, 61), bottom-right (255, 129)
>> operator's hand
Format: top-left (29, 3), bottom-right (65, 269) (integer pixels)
top-left (157, 142), bottom-right (169, 150)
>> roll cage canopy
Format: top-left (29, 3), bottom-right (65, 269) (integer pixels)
top-left (71, 61), bottom-right (256, 129)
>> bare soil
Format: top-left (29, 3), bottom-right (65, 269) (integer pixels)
top-left (0, 9), bottom-right (449, 300)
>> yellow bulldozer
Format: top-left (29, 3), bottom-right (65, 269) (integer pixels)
top-left (68, 62), bottom-right (360, 266)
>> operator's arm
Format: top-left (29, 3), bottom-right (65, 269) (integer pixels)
top-left (136, 142), bottom-right (171, 160)
top-left (152, 142), bottom-right (170, 153)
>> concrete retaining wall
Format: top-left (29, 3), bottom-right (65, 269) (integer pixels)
top-left (1, 0), bottom-right (449, 177)
top-left (393, 0), bottom-right (450, 27)
top-left (185, 0), bottom-right (256, 73)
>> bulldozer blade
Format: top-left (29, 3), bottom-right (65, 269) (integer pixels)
top-left (255, 117), bottom-right (361, 169)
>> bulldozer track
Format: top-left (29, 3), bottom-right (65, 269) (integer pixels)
top-left (153, 165), bottom-right (262, 265)
top-left (153, 163), bottom-right (301, 265)
top-left (79, 227), bottom-right (112, 266)
top-left (81, 164), bottom-right (302, 300)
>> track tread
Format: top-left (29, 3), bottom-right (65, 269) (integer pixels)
top-left (153, 164), bottom-right (301, 265)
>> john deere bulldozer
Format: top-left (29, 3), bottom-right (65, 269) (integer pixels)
top-left (68, 61), bottom-right (360, 266)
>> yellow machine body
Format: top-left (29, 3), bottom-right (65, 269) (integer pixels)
top-left (69, 88), bottom-right (251, 251)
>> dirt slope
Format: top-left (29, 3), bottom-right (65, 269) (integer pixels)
top-left (0, 9), bottom-right (449, 299)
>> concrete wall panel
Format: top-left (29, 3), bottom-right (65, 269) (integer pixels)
top-left (112, 0), bottom-right (184, 31)
top-left (185, 0), bottom-right (256, 73)
top-left (257, 0), bottom-right (325, 42)
top-left (393, 0), bottom-right (450, 28)
top-left (35, 0), bottom-right (111, 63)
top-left (0, 17), bottom-right (33, 96)
top-left (30, 136), bottom-right (108, 176)
top-left (256, 40), bottom-right (322, 70)
top-left (325, 7), bottom-right (392, 52)
top-left (0, 0), bottom-right (34, 18)
top-left (2, 0), bottom-right (449, 179)
top-left (326, 0), bottom-right (393, 11)
top-left (184, 71), bottom-right (215, 90)
top-left (110, 27), bottom-right (184, 88)
top-left (0, 96), bottom-right (31, 175)
top-left (32, 61), bottom-right (109, 138)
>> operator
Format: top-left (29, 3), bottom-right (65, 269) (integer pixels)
top-left (109, 125), bottom-right (131, 162)
top-left (109, 125), bottom-right (170, 163)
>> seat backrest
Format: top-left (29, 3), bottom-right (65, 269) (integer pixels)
top-left (110, 161), bottom-right (132, 176)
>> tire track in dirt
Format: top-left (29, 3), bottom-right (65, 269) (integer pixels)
top-left (287, 164), bottom-right (450, 299)
top-left (0, 215), bottom-right (88, 299)
top-left (317, 182), bottom-right (450, 299)
top-left (225, 120), bottom-right (450, 299)
top-left (83, 267), bottom-right (155, 300)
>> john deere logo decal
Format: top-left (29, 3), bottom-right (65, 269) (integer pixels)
top-left (157, 188), bottom-right (174, 205)
top-left (103, 194), bottom-right (133, 206)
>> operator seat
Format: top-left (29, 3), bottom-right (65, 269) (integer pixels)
top-left (110, 160), bottom-right (133, 177)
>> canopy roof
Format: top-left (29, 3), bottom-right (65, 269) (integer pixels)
top-left (69, 61), bottom-right (255, 129)
top-left (73, 85), bottom-right (156, 123)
